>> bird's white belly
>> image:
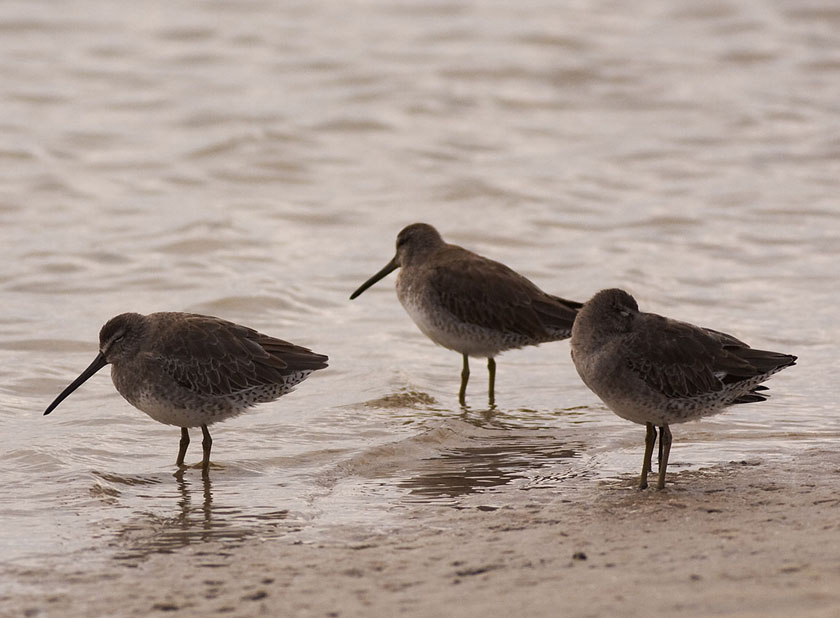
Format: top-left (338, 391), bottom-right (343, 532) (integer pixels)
top-left (121, 386), bottom-right (245, 428)
top-left (400, 295), bottom-right (505, 357)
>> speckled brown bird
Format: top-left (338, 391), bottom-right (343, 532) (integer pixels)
top-left (350, 223), bottom-right (581, 406)
top-left (44, 312), bottom-right (328, 473)
top-left (570, 288), bottom-right (796, 489)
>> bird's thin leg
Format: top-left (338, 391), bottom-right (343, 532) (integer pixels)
top-left (656, 424), bottom-right (672, 490)
top-left (201, 423), bottom-right (212, 475)
top-left (640, 422), bottom-right (657, 489)
top-left (459, 354), bottom-right (470, 406)
top-left (487, 357), bottom-right (496, 407)
top-left (658, 428), bottom-right (664, 467)
top-left (176, 427), bottom-right (190, 467)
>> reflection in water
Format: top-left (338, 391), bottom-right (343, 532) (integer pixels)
top-left (369, 388), bottom-right (599, 432)
top-left (458, 405), bottom-right (593, 431)
top-left (169, 469), bottom-right (214, 542)
top-left (91, 472), bottom-right (289, 564)
top-left (398, 434), bottom-right (579, 502)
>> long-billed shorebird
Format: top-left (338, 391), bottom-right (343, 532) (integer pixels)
top-left (570, 288), bottom-right (796, 489)
top-left (350, 223), bottom-right (582, 406)
top-left (44, 312), bottom-right (328, 474)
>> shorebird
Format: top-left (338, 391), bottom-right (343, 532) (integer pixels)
top-left (350, 223), bottom-right (582, 406)
top-left (570, 288), bottom-right (796, 489)
top-left (44, 312), bottom-right (328, 474)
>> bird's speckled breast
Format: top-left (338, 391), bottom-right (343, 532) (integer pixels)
top-left (110, 363), bottom-right (312, 428)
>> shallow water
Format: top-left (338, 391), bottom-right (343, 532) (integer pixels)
top-left (1, 0), bottom-right (838, 601)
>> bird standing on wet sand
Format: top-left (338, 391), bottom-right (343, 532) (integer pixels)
top-left (570, 288), bottom-right (796, 490)
top-left (350, 223), bottom-right (582, 406)
top-left (44, 312), bottom-right (328, 474)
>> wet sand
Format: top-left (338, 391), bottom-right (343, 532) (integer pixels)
top-left (14, 447), bottom-right (840, 618)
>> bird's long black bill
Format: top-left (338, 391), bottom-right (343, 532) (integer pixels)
top-left (349, 257), bottom-right (399, 300)
top-left (44, 352), bottom-right (108, 415)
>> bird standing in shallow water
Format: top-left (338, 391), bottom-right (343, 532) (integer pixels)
top-left (44, 312), bottom-right (328, 474)
top-left (350, 223), bottom-right (582, 406)
top-left (570, 288), bottom-right (796, 490)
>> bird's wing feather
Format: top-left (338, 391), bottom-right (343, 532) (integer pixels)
top-left (428, 249), bottom-right (579, 338)
top-left (624, 316), bottom-right (758, 399)
top-left (150, 314), bottom-right (327, 397)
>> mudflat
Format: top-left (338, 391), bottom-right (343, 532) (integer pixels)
top-left (12, 447), bottom-right (840, 618)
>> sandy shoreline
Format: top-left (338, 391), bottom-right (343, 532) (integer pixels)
top-left (9, 446), bottom-right (840, 618)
